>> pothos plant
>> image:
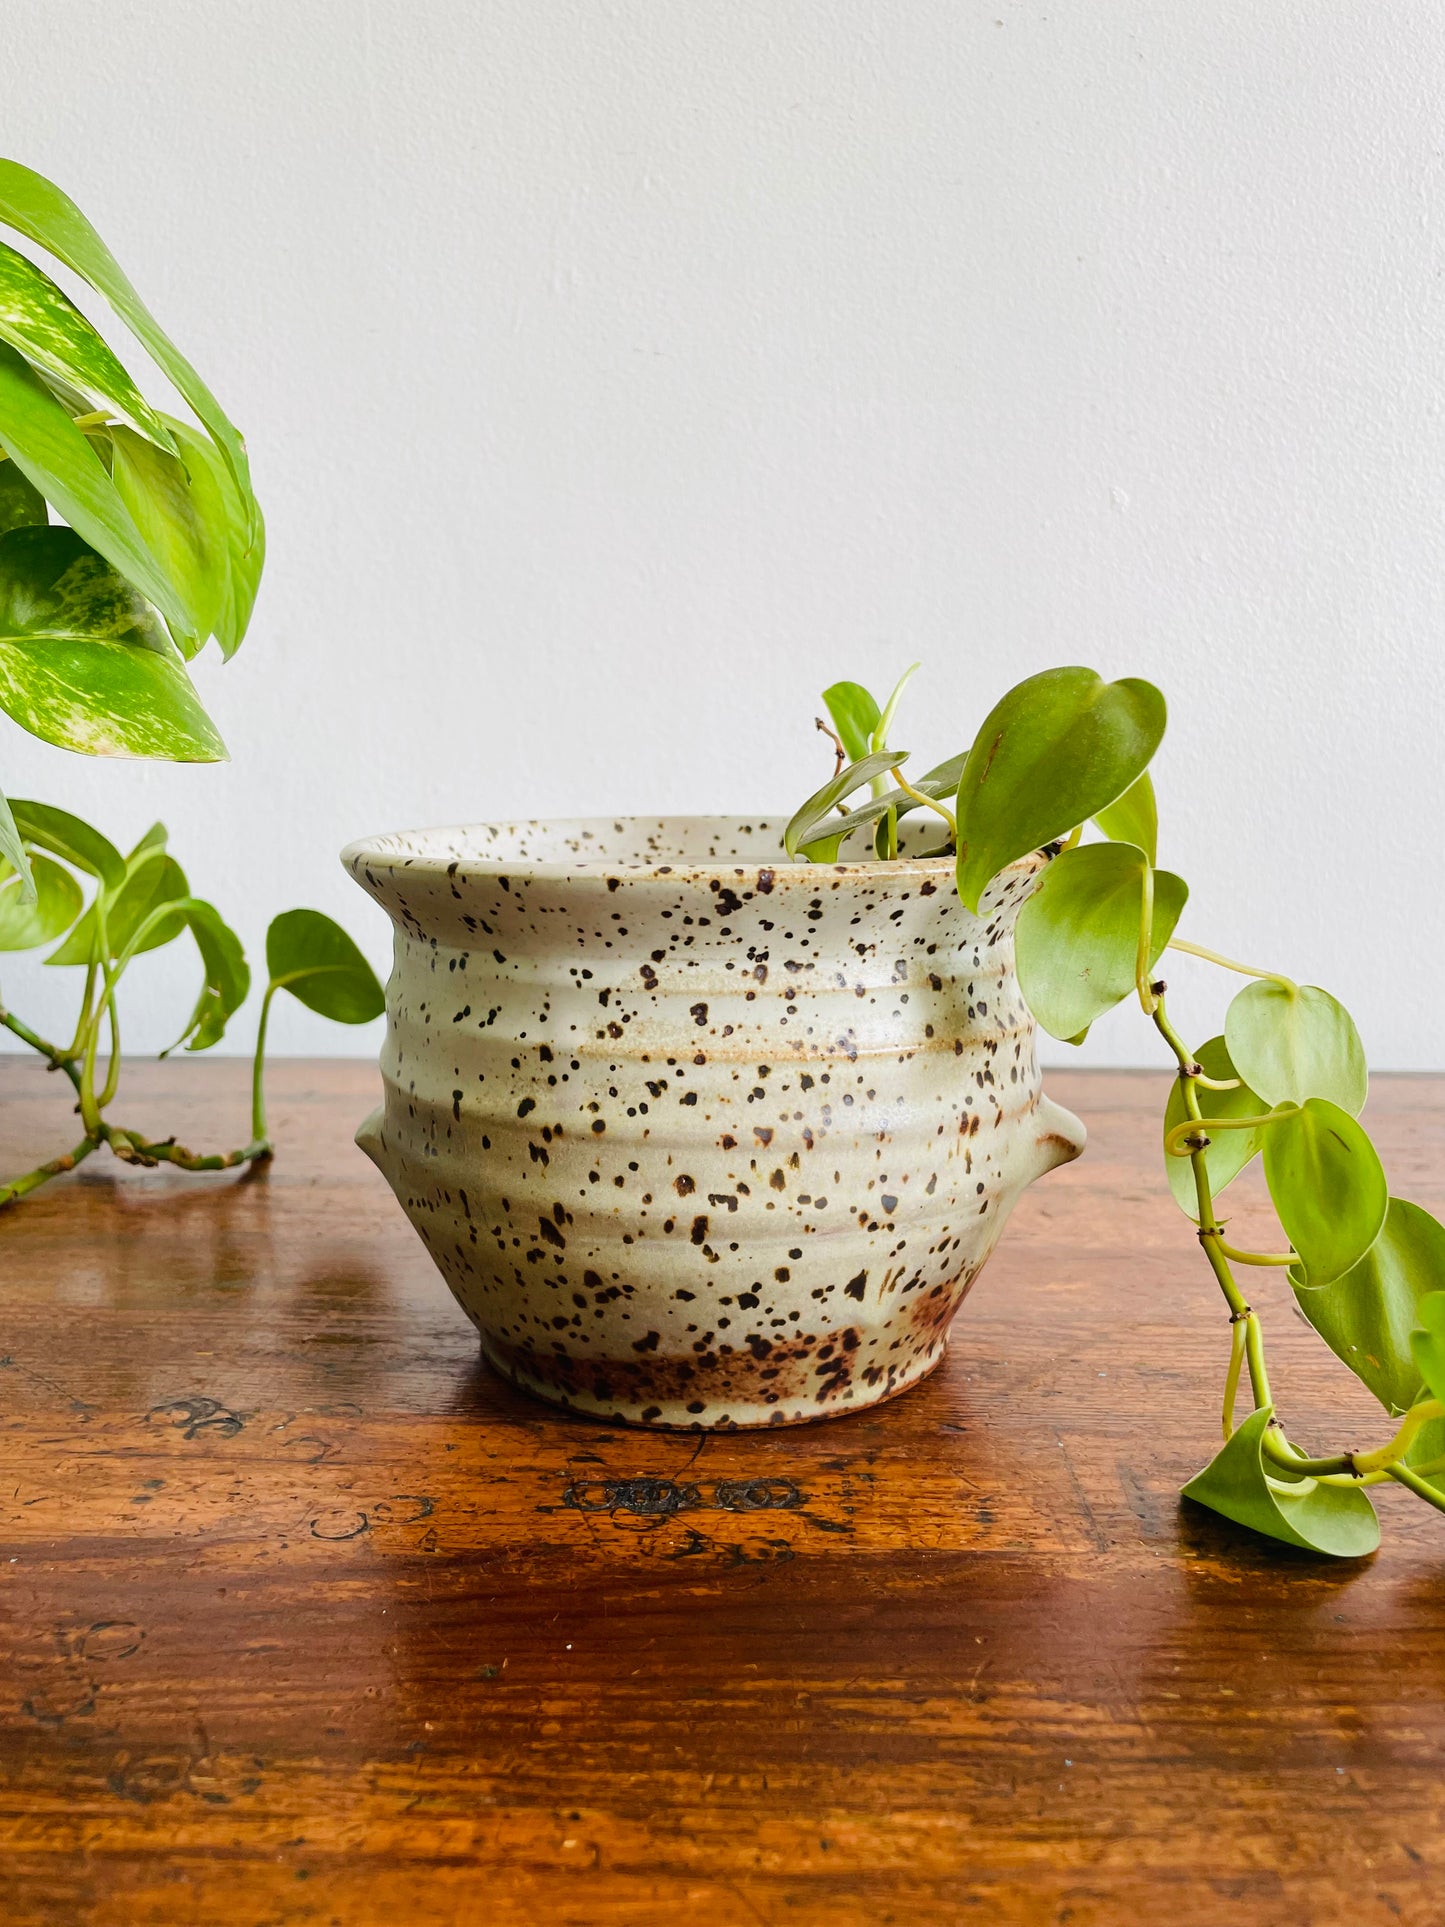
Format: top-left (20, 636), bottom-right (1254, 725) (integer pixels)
top-left (0, 159), bottom-right (258, 859)
top-left (0, 163), bottom-right (382, 1198)
top-left (0, 803), bottom-right (383, 1204)
top-left (788, 664), bottom-right (1445, 1558)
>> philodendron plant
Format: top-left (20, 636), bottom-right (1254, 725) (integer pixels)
top-left (790, 665), bottom-right (1445, 1558)
top-left (0, 801), bottom-right (383, 1204)
top-left (0, 159), bottom-right (261, 878)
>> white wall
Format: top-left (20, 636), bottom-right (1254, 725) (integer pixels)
top-left (2, 1), bottom-right (1442, 1070)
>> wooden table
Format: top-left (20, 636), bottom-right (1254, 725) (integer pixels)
top-left (2, 1059), bottom-right (1443, 1925)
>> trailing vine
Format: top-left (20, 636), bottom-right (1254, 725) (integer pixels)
top-left (788, 665), bottom-right (1445, 1556)
top-left (0, 801), bottom-right (382, 1207)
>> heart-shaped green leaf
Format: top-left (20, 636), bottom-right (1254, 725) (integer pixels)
top-left (0, 160), bottom-right (256, 539)
top-left (1410, 1293), bottom-right (1445, 1409)
top-left (1296, 1198), bottom-right (1445, 1415)
top-left (1181, 1403), bottom-right (1380, 1557)
top-left (1224, 980), bottom-right (1367, 1116)
top-left (1092, 770), bottom-right (1157, 866)
top-left (0, 850), bottom-right (81, 949)
top-left (9, 798), bottom-right (123, 888)
top-left (110, 425), bottom-right (227, 653)
top-left (785, 750), bottom-right (909, 858)
top-left (0, 240), bottom-right (175, 451)
top-left (0, 342), bottom-right (189, 632)
top-left (1263, 1098), bottom-right (1388, 1288)
top-left (1015, 841), bottom-right (1187, 1042)
top-left (46, 839), bottom-right (186, 966)
top-left (0, 527), bottom-right (225, 760)
top-left (0, 457), bottom-right (45, 535)
top-left (1161, 1035), bottom-right (1265, 1218)
top-left (821, 681), bottom-right (880, 764)
top-left (267, 909), bottom-right (384, 1023)
top-left (109, 852), bottom-right (188, 957)
top-left (160, 899), bottom-right (250, 1053)
top-left (954, 667), bottom-right (1167, 912)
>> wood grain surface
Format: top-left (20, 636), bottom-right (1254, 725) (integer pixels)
top-left (2, 1058), bottom-right (1443, 1926)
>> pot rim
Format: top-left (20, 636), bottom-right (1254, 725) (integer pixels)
top-left (339, 813), bottom-right (1017, 889)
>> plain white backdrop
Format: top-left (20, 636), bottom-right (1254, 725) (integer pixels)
top-left (1, 1), bottom-right (1442, 1071)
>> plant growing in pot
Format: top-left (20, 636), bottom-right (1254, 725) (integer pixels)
top-left (343, 662), bottom-right (1086, 1433)
top-left (0, 161), bottom-right (382, 1203)
top-left (349, 664), bottom-right (1445, 1559)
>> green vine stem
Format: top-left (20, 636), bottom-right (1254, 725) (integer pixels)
top-left (1135, 862), bottom-right (1157, 1014)
top-left (1221, 1316), bottom-right (1247, 1438)
top-left (0, 872), bottom-right (276, 1205)
top-left (1, 838), bottom-right (378, 1212)
top-left (1149, 989), bottom-right (1273, 1404)
top-left (892, 767), bottom-right (957, 840)
top-left (1148, 975), bottom-right (1434, 1495)
top-left (0, 1135), bottom-right (98, 1207)
top-left (250, 982), bottom-right (278, 1147)
top-left (1387, 1462), bottom-right (1445, 1516)
top-left (787, 664), bottom-right (1445, 1548)
top-left (105, 1125), bottom-right (271, 1172)
top-left (1163, 1110), bottom-right (1279, 1159)
top-left (0, 994), bottom-right (274, 1205)
top-left (1, 1008), bottom-right (82, 1091)
top-left (1207, 1234), bottom-right (1296, 1267)
top-left (1165, 937), bottom-right (1296, 989)
top-left (97, 986), bottom-right (122, 1110)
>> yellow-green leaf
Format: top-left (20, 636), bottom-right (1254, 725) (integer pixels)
top-left (163, 417), bottom-right (264, 658)
top-left (47, 845), bottom-right (187, 967)
top-left (954, 668), bottom-right (1166, 912)
top-left (785, 750), bottom-right (908, 859)
top-left (1182, 1404), bottom-right (1380, 1557)
top-left (0, 160), bottom-right (256, 537)
top-left (1298, 1198), bottom-right (1445, 1415)
top-left (1264, 1098), bottom-right (1388, 1288)
top-left (1225, 979), bottom-right (1367, 1116)
top-left (0, 527), bottom-right (224, 759)
top-left (1411, 1294), bottom-right (1445, 1409)
top-left (109, 425), bottom-right (228, 653)
top-left (0, 239), bottom-right (175, 450)
top-left (0, 850), bottom-right (80, 949)
top-left (267, 909), bottom-right (384, 1024)
top-left (161, 899), bottom-right (250, 1053)
top-left (0, 342), bottom-right (189, 631)
top-left (796, 752), bottom-right (968, 856)
top-left (821, 681), bottom-right (880, 764)
top-left (1016, 841), bottom-right (1187, 1043)
top-left (9, 797), bottom-right (123, 887)
top-left (1093, 770), bottom-right (1158, 866)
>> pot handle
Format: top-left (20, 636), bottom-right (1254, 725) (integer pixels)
top-left (355, 1104), bottom-right (387, 1172)
top-left (1030, 1092), bottom-right (1087, 1178)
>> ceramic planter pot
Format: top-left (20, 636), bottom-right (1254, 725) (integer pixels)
top-left (342, 816), bottom-right (1084, 1430)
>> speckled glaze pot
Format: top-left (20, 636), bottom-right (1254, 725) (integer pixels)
top-left (342, 817), bottom-right (1084, 1430)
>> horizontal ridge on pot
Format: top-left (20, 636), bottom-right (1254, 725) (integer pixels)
top-left (343, 816), bottom-right (1084, 1429)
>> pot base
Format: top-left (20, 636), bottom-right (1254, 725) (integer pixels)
top-left (476, 1328), bottom-right (950, 1430)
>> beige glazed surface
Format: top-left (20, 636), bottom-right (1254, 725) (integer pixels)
top-left (343, 816), bottom-right (1084, 1428)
